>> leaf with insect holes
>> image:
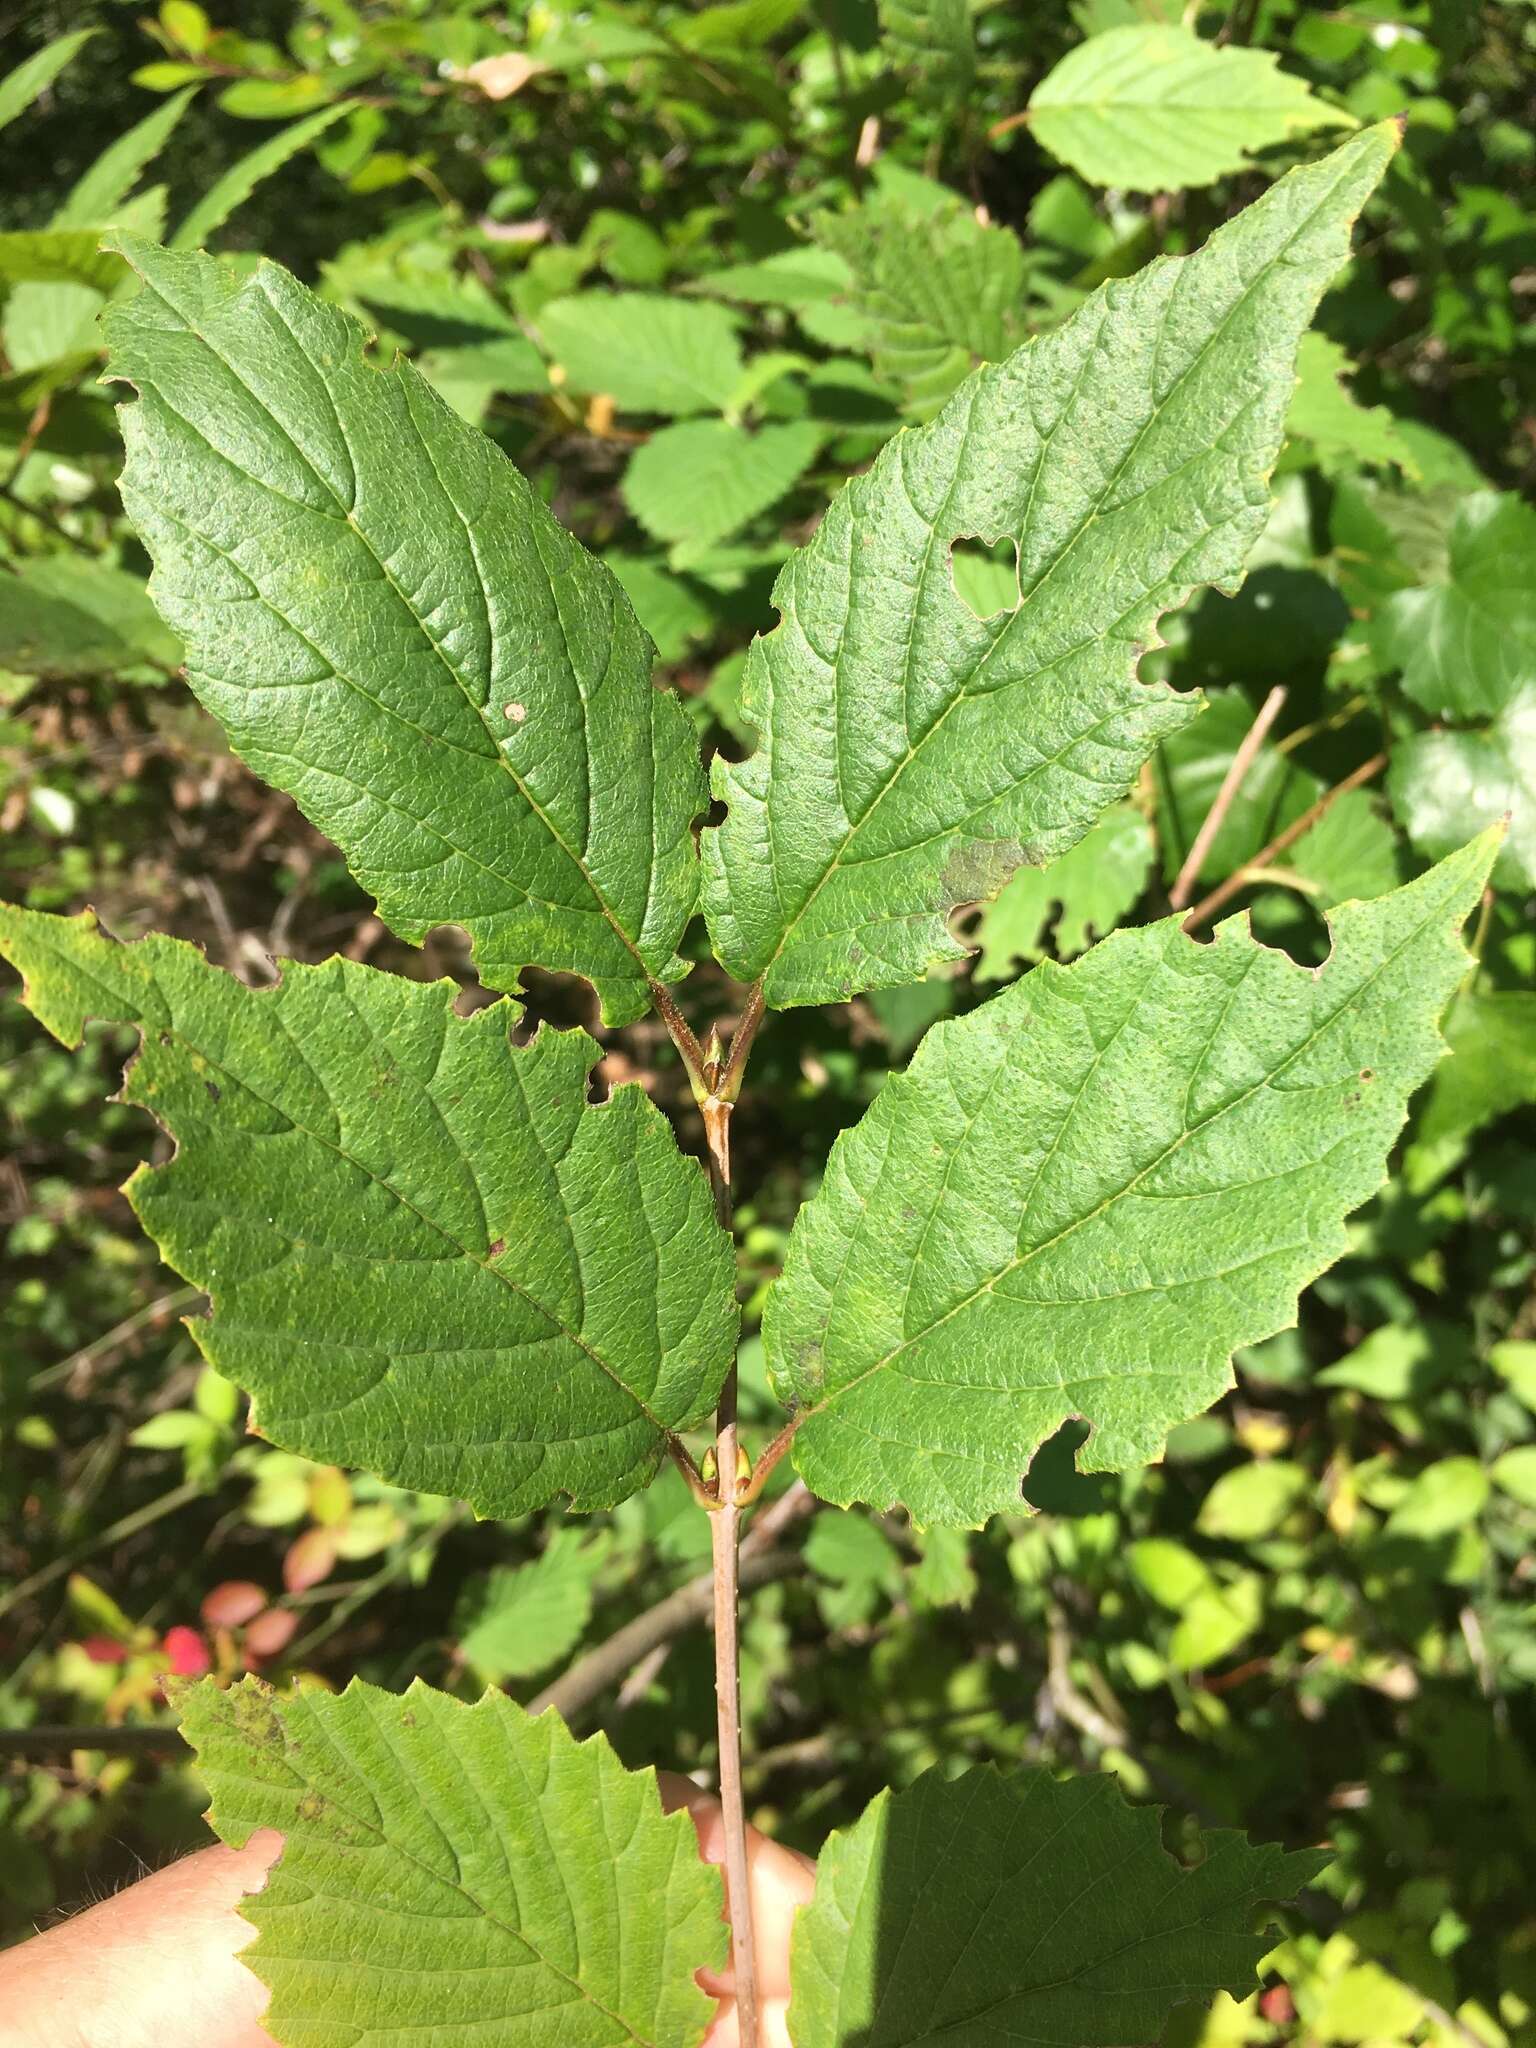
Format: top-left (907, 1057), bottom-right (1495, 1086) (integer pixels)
top-left (176, 1675), bottom-right (724, 2048)
top-left (703, 127), bottom-right (1397, 1011)
top-left (766, 837), bottom-right (1495, 1526)
top-left (1026, 24), bottom-right (1350, 193)
top-left (101, 237), bottom-right (706, 1027)
top-left (790, 1763), bottom-right (1327, 2048)
top-left (0, 909), bottom-right (736, 1517)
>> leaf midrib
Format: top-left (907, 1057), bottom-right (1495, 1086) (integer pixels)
top-left (123, 260), bottom-right (666, 997)
top-left (54, 934), bottom-right (674, 1441)
top-left (237, 1694), bottom-right (662, 2048)
top-left (799, 884), bottom-right (1448, 1426)
top-left (748, 145), bottom-right (1364, 983)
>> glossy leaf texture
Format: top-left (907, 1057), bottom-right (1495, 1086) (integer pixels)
top-left (0, 908), bottom-right (737, 1516)
top-left (766, 836), bottom-right (1496, 1526)
top-left (1026, 24), bottom-right (1350, 193)
top-left (789, 1764), bottom-right (1325, 2048)
top-left (177, 1675), bottom-right (724, 2048)
top-left (703, 126), bottom-right (1396, 1011)
top-left (102, 238), bottom-right (706, 1027)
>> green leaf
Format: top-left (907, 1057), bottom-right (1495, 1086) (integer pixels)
top-left (675, 0), bottom-right (806, 52)
top-left (1129, 1536), bottom-right (1213, 1610)
top-left (538, 293), bottom-right (744, 416)
top-left (102, 237), bottom-right (707, 1026)
top-left (1168, 1573), bottom-right (1262, 1669)
top-left (0, 910), bottom-right (737, 1517)
top-left (1285, 332), bottom-right (1416, 477)
top-left (765, 836), bottom-right (1494, 1525)
top-left (813, 197), bottom-right (1028, 422)
top-left (622, 419), bottom-right (822, 563)
top-left (1316, 1320), bottom-right (1471, 1401)
top-left (176, 1675), bottom-right (724, 2048)
top-left (692, 247), bottom-right (853, 309)
top-left (0, 230), bottom-right (124, 292)
top-left (1286, 790), bottom-right (1400, 909)
top-left (218, 75), bottom-right (333, 120)
top-left (0, 30), bottom-right (96, 137)
top-left (908, 1524), bottom-right (976, 1609)
top-left (1197, 1461), bottom-right (1308, 1542)
top-left (805, 1510), bottom-right (902, 1627)
top-left (789, 1765), bottom-right (1326, 2048)
top-left (1384, 1457), bottom-right (1490, 1540)
top-left (457, 1527), bottom-right (612, 1682)
top-left (1408, 987), bottom-right (1536, 1188)
top-left (705, 128), bottom-right (1397, 1010)
top-left (1378, 491), bottom-right (1536, 723)
top-left (973, 802), bottom-right (1153, 977)
top-left (878, 0), bottom-right (974, 109)
top-left (1388, 690), bottom-right (1536, 895)
top-left (0, 556), bottom-right (181, 680)
top-left (1491, 1446), bottom-right (1536, 1511)
top-left (171, 101), bottom-right (356, 250)
top-left (56, 88), bottom-right (197, 227)
top-left (1027, 25), bottom-right (1351, 193)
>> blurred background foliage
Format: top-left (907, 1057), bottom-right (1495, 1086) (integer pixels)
top-left (0, 3), bottom-right (1533, 2044)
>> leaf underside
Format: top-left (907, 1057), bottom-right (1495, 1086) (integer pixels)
top-left (703, 126), bottom-right (1396, 1011)
top-left (102, 237), bottom-right (705, 1027)
top-left (0, 908), bottom-right (737, 1516)
top-left (789, 1763), bottom-right (1327, 2048)
top-left (177, 1675), bottom-right (725, 2048)
top-left (767, 837), bottom-right (1496, 1526)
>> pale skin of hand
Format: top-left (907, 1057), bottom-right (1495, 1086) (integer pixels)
top-left (0, 1768), bottom-right (816, 2048)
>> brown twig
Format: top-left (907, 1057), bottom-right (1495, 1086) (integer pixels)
top-left (1180, 753), bottom-right (1388, 933)
top-left (1169, 685), bottom-right (1287, 910)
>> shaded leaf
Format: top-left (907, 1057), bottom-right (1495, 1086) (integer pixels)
top-left (457, 1527), bottom-right (611, 1682)
top-left (172, 101), bottom-right (356, 250)
top-left (765, 838), bottom-right (1493, 1524)
top-left (878, 0), bottom-right (974, 109)
top-left (705, 129), bottom-right (1396, 1010)
top-left (103, 237), bottom-right (706, 1026)
top-left (176, 1675), bottom-right (724, 2048)
top-left (0, 556), bottom-right (180, 680)
top-left (0, 29), bottom-right (96, 137)
top-left (973, 802), bottom-right (1153, 976)
top-left (0, 910), bottom-right (737, 1517)
top-left (789, 1764), bottom-right (1326, 2048)
top-left (1388, 690), bottom-right (1536, 894)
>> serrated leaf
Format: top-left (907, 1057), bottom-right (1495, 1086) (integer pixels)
top-left (622, 419), bottom-right (822, 562)
top-left (1286, 332), bottom-right (1417, 477)
top-left (176, 1675), bottom-right (724, 2048)
top-left (0, 556), bottom-right (181, 679)
top-left (0, 910), bottom-right (737, 1517)
top-left (1027, 25), bottom-right (1351, 193)
top-left (1388, 690), bottom-right (1536, 894)
top-left (102, 238), bottom-right (706, 1026)
top-left (704, 128), bottom-right (1396, 1011)
top-left (974, 802), bottom-right (1153, 976)
top-left (0, 29), bottom-right (96, 137)
top-left (171, 101), bottom-right (355, 250)
top-left (538, 292), bottom-right (744, 416)
top-left (1377, 491), bottom-right (1536, 723)
top-left (765, 837), bottom-right (1494, 1525)
top-left (789, 1764), bottom-right (1327, 2048)
top-left (813, 197), bottom-right (1028, 421)
top-left (692, 246), bottom-right (853, 308)
top-left (457, 1527), bottom-right (611, 1682)
top-left (878, 0), bottom-right (974, 109)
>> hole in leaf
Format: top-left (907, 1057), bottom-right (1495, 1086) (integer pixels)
top-left (949, 534), bottom-right (1020, 621)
